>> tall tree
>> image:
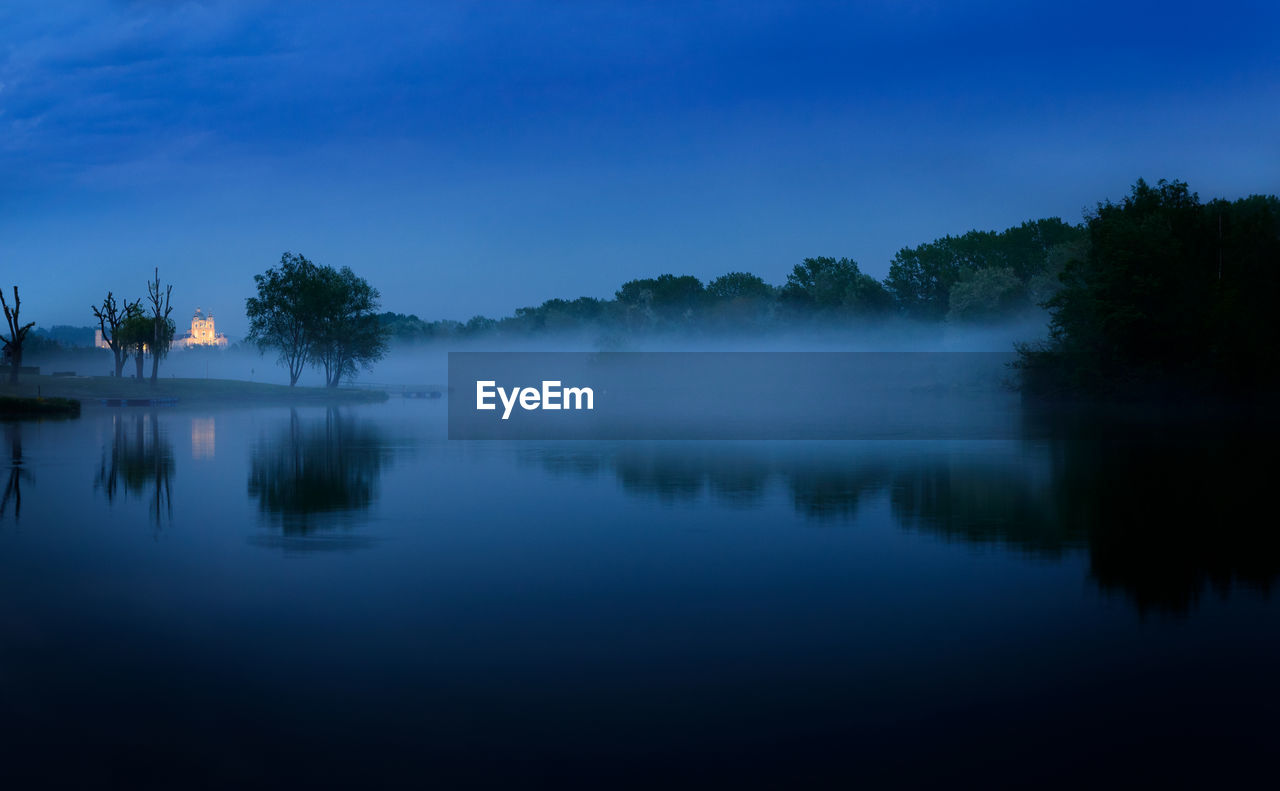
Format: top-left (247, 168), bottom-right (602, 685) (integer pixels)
top-left (119, 310), bottom-right (153, 379)
top-left (0, 286), bottom-right (35, 385)
top-left (246, 252), bottom-right (322, 386)
top-left (309, 265), bottom-right (389, 387)
top-left (93, 292), bottom-right (142, 377)
top-left (146, 268), bottom-right (175, 384)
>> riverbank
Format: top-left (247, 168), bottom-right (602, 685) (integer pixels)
top-left (0, 395), bottom-right (82, 418)
top-left (0, 375), bottom-right (388, 407)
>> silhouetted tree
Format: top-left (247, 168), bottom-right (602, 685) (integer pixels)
top-left (146, 267), bottom-right (175, 385)
top-left (309, 265), bottom-right (388, 386)
top-left (706, 272), bottom-right (775, 327)
top-left (461, 314), bottom-right (498, 337)
top-left (0, 286), bottom-right (35, 384)
top-left (247, 252), bottom-right (389, 386)
top-left (118, 310), bottom-right (153, 380)
top-left (616, 274), bottom-right (706, 327)
top-left (92, 292), bottom-right (142, 378)
top-left (707, 272), bottom-right (773, 301)
top-left (781, 257), bottom-right (891, 315)
top-left (1018, 179), bottom-right (1280, 397)
top-left (888, 219), bottom-right (1084, 319)
top-left (947, 266), bottom-right (1024, 322)
top-left (246, 252), bottom-right (321, 386)
top-left (507, 297), bottom-right (608, 333)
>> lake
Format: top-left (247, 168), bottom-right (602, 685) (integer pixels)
top-left (1, 400), bottom-right (1276, 786)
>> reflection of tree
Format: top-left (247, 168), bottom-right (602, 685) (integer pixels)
top-left (95, 411), bottom-right (174, 525)
top-left (531, 434), bottom-right (1280, 615)
top-left (247, 408), bottom-right (389, 533)
top-left (1, 422), bottom-right (32, 520)
top-left (888, 432), bottom-right (1280, 613)
top-left (516, 447), bottom-right (605, 479)
top-left (1060, 433), bottom-right (1278, 614)
top-left (889, 456), bottom-right (1076, 556)
top-left (786, 462), bottom-right (890, 521)
top-left (614, 446), bottom-right (770, 506)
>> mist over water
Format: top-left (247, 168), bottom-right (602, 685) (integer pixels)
top-left (25, 313), bottom-right (1053, 395)
top-left (335, 313), bottom-right (1054, 388)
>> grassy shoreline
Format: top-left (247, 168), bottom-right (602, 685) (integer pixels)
top-left (0, 375), bottom-right (388, 407)
top-left (0, 395), bottom-right (82, 418)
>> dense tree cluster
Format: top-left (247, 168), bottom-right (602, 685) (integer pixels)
top-left (246, 252), bottom-right (388, 386)
top-left (887, 218), bottom-right (1084, 321)
top-left (1017, 179), bottom-right (1280, 398)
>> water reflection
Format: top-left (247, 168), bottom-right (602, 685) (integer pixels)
top-left (1063, 434), bottom-right (1278, 614)
top-left (247, 408), bottom-right (390, 537)
top-left (191, 417), bottom-right (216, 460)
top-left (2, 423), bottom-right (31, 521)
top-left (95, 412), bottom-right (175, 526)
top-left (528, 431), bottom-right (1278, 615)
top-left (889, 451), bottom-right (1076, 556)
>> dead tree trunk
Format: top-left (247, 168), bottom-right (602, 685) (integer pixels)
top-left (148, 268), bottom-right (173, 386)
top-left (1, 286), bottom-right (35, 385)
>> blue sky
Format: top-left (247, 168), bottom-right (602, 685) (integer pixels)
top-left (2, 0), bottom-right (1277, 336)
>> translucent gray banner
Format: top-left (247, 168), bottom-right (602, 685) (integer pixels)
top-left (448, 352), bottom-right (1025, 439)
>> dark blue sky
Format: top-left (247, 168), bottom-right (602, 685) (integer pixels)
top-left (2, 0), bottom-right (1277, 336)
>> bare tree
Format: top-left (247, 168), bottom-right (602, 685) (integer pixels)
top-left (147, 268), bottom-right (175, 385)
top-left (92, 292), bottom-right (142, 378)
top-left (0, 286), bottom-right (36, 385)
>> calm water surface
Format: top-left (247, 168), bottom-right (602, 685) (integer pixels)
top-left (1, 401), bottom-right (1276, 786)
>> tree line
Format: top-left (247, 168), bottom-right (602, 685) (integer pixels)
top-left (376, 217), bottom-right (1087, 343)
top-left (374, 178), bottom-right (1279, 400)
top-left (6, 178), bottom-right (1276, 399)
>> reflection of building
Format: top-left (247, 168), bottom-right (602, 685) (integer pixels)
top-left (173, 308), bottom-right (229, 349)
top-left (191, 417), bottom-right (216, 460)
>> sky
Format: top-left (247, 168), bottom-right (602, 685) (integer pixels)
top-left (1, 0), bottom-right (1277, 337)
